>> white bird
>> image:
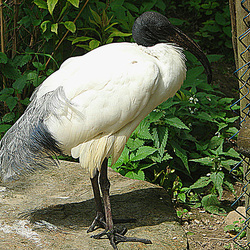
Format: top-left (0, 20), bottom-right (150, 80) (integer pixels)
top-left (0, 12), bottom-right (211, 249)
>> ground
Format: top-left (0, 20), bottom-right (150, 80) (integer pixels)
top-left (0, 161), bottom-right (188, 249)
top-left (176, 182), bottom-right (247, 249)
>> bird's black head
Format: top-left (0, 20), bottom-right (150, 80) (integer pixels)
top-left (132, 12), bottom-right (212, 84)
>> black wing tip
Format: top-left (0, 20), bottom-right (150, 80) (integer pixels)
top-left (30, 121), bottom-right (62, 155)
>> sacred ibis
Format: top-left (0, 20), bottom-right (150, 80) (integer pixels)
top-left (0, 11), bottom-right (212, 249)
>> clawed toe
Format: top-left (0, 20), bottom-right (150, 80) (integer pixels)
top-left (87, 212), bottom-right (106, 233)
top-left (90, 227), bottom-right (152, 249)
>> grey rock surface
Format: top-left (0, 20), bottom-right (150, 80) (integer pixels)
top-left (0, 160), bottom-right (187, 249)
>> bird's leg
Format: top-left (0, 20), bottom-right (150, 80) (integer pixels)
top-left (87, 170), bottom-right (106, 233)
top-left (99, 158), bottom-right (113, 231)
top-left (91, 158), bottom-right (152, 249)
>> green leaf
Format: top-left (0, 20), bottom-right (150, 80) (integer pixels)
top-left (90, 7), bottom-right (101, 25)
top-left (114, 146), bottom-right (130, 167)
top-left (134, 119), bottom-right (152, 139)
top-left (222, 26), bottom-right (232, 38)
top-left (165, 117), bottom-right (189, 130)
top-left (171, 141), bottom-right (190, 173)
top-left (209, 136), bottom-right (223, 150)
top-left (223, 180), bottom-right (235, 195)
top-left (13, 75), bottom-right (28, 93)
top-left (51, 23), bottom-right (58, 34)
top-left (205, 24), bottom-right (220, 33)
top-left (89, 40), bottom-right (100, 50)
top-left (0, 88), bottom-right (14, 95)
top-left (130, 146), bottom-right (157, 161)
top-left (196, 112), bottom-right (213, 122)
top-left (106, 38), bottom-right (114, 44)
top-left (63, 21), bottom-right (76, 33)
top-left (126, 138), bottom-right (144, 151)
top-left (162, 152), bottom-right (172, 161)
top-left (159, 100), bottom-right (179, 110)
top-left (104, 22), bottom-right (118, 32)
top-left (190, 157), bottom-right (214, 166)
top-left (27, 71), bottom-right (45, 87)
top-left (5, 96), bottom-right (18, 111)
top-left (210, 172), bottom-right (224, 199)
top-left (67, 0), bottom-right (79, 8)
top-left (169, 18), bottom-right (186, 26)
top-left (201, 194), bottom-right (226, 214)
top-left (59, 2), bottom-right (70, 19)
top-left (2, 113), bottom-right (15, 123)
top-left (215, 13), bottom-right (226, 26)
top-left (186, 66), bottom-right (204, 80)
top-left (0, 124), bottom-right (11, 133)
top-left (152, 126), bottom-right (168, 157)
top-left (178, 192), bottom-right (186, 203)
top-left (72, 36), bottom-right (92, 44)
top-left (125, 170), bottom-right (145, 180)
top-left (123, 2), bottom-right (139, 12)
top-left (34, 0), bottom-right (47, 9)
top-left (221, 160), bottom-right (240, 170)
top-left (217, 122), bottom-right (228, 132)
top-left (147, 111), bottom-right (164, 122)
top-left (108, 31), bottom-right (131, 38)
top-left (207, 54), bottom-right (224, 63)
top-left (140, 0), bottom-right (157, 12)
top-left (0, 63), bottom-right (21, 80)
top-left (40, 20), bottom-right (50, 33)
top-left (223, 148), bottom-right (241, 159)
top-left (47, 0), bottom-right (58, 15)
top-left (139, 163), bottom-right (156, 171)
top-left (32, 62), bottom-right (45, 70)
top-left (189, 176), bottom-right (212, 190)
top-left (0, 52), bottom-right (8, 64)
top-left (12, 54), bottom-right (32, 67)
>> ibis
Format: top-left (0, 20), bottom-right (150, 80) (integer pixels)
top-left (0, 11), bottom-right (212, 249)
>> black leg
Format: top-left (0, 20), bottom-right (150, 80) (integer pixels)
top-left (87, 170), bottom-right (106, 233)
top-left (90, 158), bottom-right (152, 249)
top-left (99, 158), bottom-right (114, 231)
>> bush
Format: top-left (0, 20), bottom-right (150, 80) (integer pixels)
top-left (0, 0), bottom-right (238, 212)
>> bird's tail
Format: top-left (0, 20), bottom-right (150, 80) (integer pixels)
top-left (0, 87), bottom-right (66, 182)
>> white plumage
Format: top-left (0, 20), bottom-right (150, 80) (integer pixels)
top-left (0, 11), bottom-right (211, 248)
top-left (38, 43), bottom-right (186, 177)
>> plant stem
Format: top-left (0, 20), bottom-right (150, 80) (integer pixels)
top-left (0, 0), bottom-right (4, 54)
top-left (0, 0), bottom-right (6, 90)
top-left (12, 0), bottom-right (20, 58)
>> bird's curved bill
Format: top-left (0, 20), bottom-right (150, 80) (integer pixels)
top-left (168, 26), bottom-right (212, 84)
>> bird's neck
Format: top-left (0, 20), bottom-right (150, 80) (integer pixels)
top-left (141, 43), bottom-right (186, 103)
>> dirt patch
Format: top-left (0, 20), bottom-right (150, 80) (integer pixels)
top-left (0, 160), bottom-right (187, 249)
top-left (176, 182), bottom-right (247, 249)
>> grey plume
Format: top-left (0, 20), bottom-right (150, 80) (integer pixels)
top-left (0, 86), bottom-right (68, 182)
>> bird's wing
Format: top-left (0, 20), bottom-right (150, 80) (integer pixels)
top-left (39, 43), bottom-right (161, 152)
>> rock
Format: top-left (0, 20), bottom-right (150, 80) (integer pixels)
top-left (224, 206), bottom-right (246, 226)
top-left (0, 160), bottom-right (187, 249)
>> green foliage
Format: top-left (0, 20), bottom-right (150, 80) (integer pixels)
top-left (109, 53), bottom-right (240, 213)
top-left (224, 218), bottom-right (246, 239)
top-left (176, 208), bottom-right (189, 220)
top-left (166, 0), bottom-right (232, 56)
top-left (71, 8), bottom-right (131, 51)
top-left (0, 0), bottom-right (238, 213)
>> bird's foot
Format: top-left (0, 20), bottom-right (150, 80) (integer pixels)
top-left (91, 227), bottom-right (152, 249)
top-left (87, 212), bottom-right (106, 233)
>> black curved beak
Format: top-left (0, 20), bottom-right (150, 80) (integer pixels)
top-left (167, 26), bottom-right (212, 84)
